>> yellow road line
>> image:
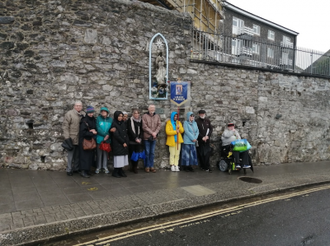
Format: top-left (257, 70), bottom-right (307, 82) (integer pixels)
top-left (75, 184), bottom-right (330, 246)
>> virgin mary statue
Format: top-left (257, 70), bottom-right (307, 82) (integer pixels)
top-left (155, 51), bottom-right (166, 85)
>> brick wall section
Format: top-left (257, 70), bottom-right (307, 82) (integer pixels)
top-left (0, 0), bottom-right (329, 170)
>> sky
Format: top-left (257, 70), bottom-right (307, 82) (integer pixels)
top-left (228, 0), bottom-right (329, 53)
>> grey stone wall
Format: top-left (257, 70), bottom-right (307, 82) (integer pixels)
top-left (0, 0), bottom-right (329, 171)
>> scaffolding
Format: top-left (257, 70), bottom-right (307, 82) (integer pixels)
top-left (139, 0), bottom-right (224, 34)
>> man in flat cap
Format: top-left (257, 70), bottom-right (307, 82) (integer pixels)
top-left (196, 110), bottom-right (213, 172)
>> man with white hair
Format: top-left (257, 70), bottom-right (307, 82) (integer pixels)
top-left (62, 101), bottom-right (86, 176)
top-left (142, 104), bottom-right (161, 173)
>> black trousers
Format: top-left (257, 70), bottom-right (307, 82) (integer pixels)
top-left (233, 150), bottom-right (249, 166)
top-left (197, 144), bottom-right (211, 170)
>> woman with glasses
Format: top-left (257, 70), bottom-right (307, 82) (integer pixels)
top-left (181, 112), bottom-right (199, 172)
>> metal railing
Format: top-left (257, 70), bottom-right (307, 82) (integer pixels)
top-left (191, 29), bottom-right (330, 78)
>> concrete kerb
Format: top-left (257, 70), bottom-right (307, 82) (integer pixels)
top-left (2, 179), bottom-right (330, 246)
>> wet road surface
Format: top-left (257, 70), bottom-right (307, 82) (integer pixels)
top-left (43, 184), bottom-right (330, 246)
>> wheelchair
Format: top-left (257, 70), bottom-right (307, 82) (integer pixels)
top-left (217, 144), bottom-right (254, 175)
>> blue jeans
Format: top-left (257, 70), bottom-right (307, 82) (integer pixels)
top-left (144, 140), bottom-right (156, 168)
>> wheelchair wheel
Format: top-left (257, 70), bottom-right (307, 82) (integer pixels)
top-left (219, 160), bottom-right (228, 172)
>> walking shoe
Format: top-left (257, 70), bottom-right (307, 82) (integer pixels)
top-left (80, 170), bottom-right (90, 178)
top-left (235, 164), bottom-right (241, 169)
top-left (119, 169), bottom-right (127, 177)
top-left (205, 169), bottom-right (213, 173)
top-left (104, 168), bottom-right (109, 174)
top-left (95, 169), bottom-right (100, 174)
top-left (243, 165), bottom-right (251, 169)
top-left (171, 165), bottom-right (175, 172)
top-left (188, 166), bottom-right (194, 172)
top-left (145, 167), bottom-right (150, 173)
top-left (175, 166), bottom-right (180, 171)
top-left (150, 167), bottom-right (156, 173)
top-left (112, 169), bottom-right (121, 178)
top-left (67, 172), bottom-right (73, 176)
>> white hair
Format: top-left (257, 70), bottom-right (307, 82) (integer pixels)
top-left (74, 101), bottom-right (82, 106)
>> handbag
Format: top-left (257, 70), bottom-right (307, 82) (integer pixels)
top-left (82, 122), bottom-right (96, 150)
top-left (99, 141), bottom-right (111, 152)
top-left (62, 138), bottom-right (73, 151)
top-left (83, 138), bottom-right (96, 150)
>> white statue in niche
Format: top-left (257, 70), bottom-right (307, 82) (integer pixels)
top-left (155, 51), bottom-right (166, 85)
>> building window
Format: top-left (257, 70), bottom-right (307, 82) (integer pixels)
top-left (267, 47), bottom-right (274, 58)
top-left (252, 43), bottom-right (260, 54)
top-left (268, 30), bottom-right (275, 40)
top-left (253, 24), bottom-right (260, 35)
top-left (281, 35), bottom-right (293, 48)
top-left (232, 17), bottom-right (244, 35)
top-left (283, 36), bottom-right (291, 43)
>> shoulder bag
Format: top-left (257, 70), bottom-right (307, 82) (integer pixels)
top-left (83, 122), bottom-right (96, 150)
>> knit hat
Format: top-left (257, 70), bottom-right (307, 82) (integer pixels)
top-left (198, 109), bottom-right (206, 114)
top-left (123, 111), bottom-right (128, 115)
top-left (100, 107), bottom-right (109, 113)
top-left (86, 106), bottom-right (95, 113)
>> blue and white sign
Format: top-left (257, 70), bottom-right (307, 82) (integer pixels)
top-left (170, 81), bottom-right (189, 106)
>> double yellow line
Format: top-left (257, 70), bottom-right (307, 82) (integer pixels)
top-left (75, 184), bottom-right (330, 246)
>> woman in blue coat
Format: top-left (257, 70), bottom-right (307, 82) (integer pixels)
top-left (95, 107), bottom-right (113, 174)
top-left (181, 111), bottom-right (199, 171)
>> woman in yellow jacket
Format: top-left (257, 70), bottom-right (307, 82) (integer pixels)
top-left (166, 112), bottom-right (184, 171)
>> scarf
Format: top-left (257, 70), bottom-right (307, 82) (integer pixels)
top-left (170, 112), bottom-right (178, 143)
top-left (130, 116), bottom-right (141, 136)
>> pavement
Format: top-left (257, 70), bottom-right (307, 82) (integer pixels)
top-left (1, 161), bottom-right (330, 245)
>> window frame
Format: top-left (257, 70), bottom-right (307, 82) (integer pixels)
top-left (252, 43), bottom-right (260, 54)
top-left (232, 16), bottom-right (244, 35)
top-left (268, 30), bottom-right (275, 41)
top-left (267, 47), bottom-right (274, 58)
top-left (253, 24), bottom-right (260, 36)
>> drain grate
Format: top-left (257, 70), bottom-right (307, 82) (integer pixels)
top-left (239, 177), bottom-right (262, 184)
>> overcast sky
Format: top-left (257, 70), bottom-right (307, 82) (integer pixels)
top-left (228, 0), bottom-right (329, 53)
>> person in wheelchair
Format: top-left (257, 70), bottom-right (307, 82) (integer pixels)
top-left (221, 123), bottom-right (250, 169)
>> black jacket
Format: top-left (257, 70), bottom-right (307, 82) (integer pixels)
top-left (111, 118), bottom-right (129, 156)
top-left (79, 115), bottom-right (96, 170)
top-left (127, 117), bottom-right (144, 153)
top-left (196, 117), bottom-right (213, 145)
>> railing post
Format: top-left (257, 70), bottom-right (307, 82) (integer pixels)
top-left (310, 51), bottom-right (314, 75)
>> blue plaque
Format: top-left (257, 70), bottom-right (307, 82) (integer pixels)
top-left (170, 81), bottom-right (189, 106)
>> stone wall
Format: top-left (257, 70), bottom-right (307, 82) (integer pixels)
top-left (0, 0), bottom-right (329, 170)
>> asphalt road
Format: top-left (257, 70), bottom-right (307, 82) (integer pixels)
top-left (91, 187), bottom-right (330, 246)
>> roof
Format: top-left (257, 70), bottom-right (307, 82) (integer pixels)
top-left (223, 1), bottom-right (299, 36)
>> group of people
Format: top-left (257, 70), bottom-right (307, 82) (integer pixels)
top-left (62, 101), bottom-right (249, 178)
top-left (62, 102), bottom-right (162, 178)
top-left (165, 110), bottom-right (214, 172)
